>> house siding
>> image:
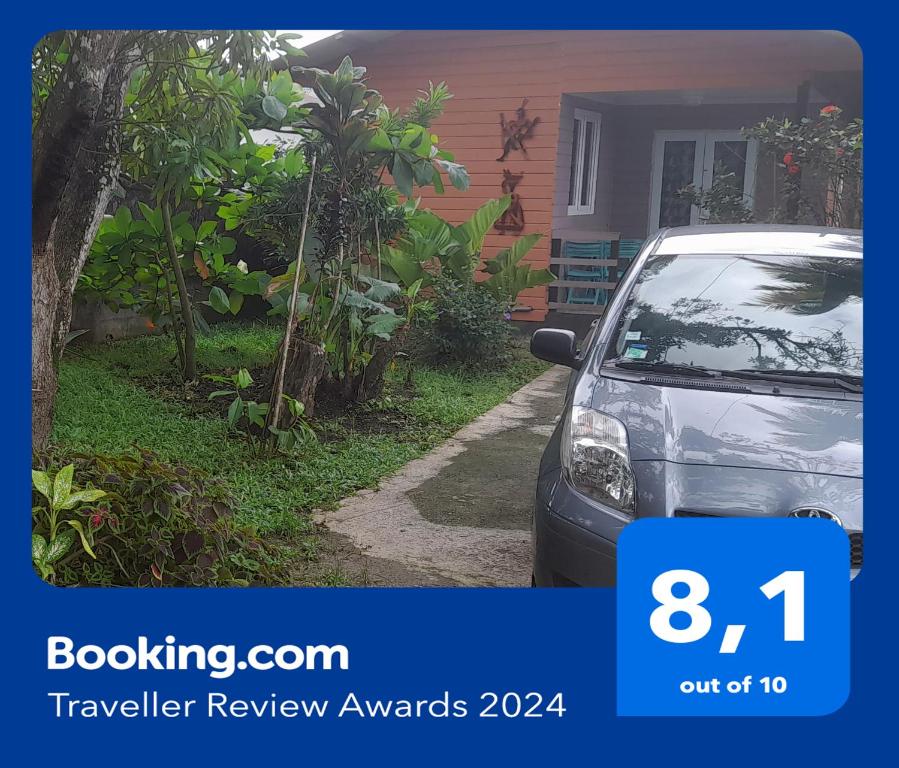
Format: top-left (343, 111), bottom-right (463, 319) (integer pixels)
top-left (335, 30), bottom-right (861, 320)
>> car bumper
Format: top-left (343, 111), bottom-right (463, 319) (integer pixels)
top-left (533, 463), bottom-right (863, 586)
top-left (532, 492), bottom-right (618, 587)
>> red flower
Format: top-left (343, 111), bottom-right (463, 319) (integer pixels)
top-left (787, 164), bottom-right (801, 175)
top-left (820, 104), bottom-right (839, 115)
top-left (836, 147), bottom-right (845, 157)
top-left (90, 513), bottom-right (103, 528)
top-left (783, 152), bottom-right (794, 165)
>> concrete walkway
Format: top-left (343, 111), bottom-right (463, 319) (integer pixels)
top-left (315, 366), bottom-right (569, 586)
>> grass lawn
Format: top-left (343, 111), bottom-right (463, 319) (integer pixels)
top-left (52, 322), bottom-right (548, 565)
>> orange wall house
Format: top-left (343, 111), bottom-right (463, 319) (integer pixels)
top-left (300, 30), bottom-right (862, 321)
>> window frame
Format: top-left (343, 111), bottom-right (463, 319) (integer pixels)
top-left (567, 108), bottom-right (603, 216)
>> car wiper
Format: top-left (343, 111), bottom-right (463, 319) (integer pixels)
top-left (610, 360), bottom-right (719, 378)
top-left (727, 369), bottom-right (863, 393)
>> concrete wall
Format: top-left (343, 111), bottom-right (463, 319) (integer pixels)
top-left (71, 300), bottom-right (154, 343)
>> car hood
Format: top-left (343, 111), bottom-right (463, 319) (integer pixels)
top-left (589, 376), bottom-right (862, 478)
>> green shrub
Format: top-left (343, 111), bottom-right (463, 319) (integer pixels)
top-left (423, 276), bottom-right (511, 366)
top-left (37, 450), bottom-right (289, 587)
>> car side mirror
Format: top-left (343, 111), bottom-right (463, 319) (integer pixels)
top-left (530, 328), bottom-right (581, 369)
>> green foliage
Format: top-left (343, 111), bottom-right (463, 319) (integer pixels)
top-left (66, 30), bottom-right (307, 381)
top-left (332, 276), bottom-right (406, 380)
top-left (206, 367), bottom-right (317, 454)
top-left (298, 57), bottom-right (468, 197)
top-left (454, 198), bottom-right (511, 269)
top-left (480, 233), bottom-right (553, 305)
top-left (31, 464), bottom-right (106, 581)
top-left (31, 32), bottom-right (69, 128)
top-left (385, 198), bottom-right (512, 284)
top-left (41, 451), bottom-right (289, 587)
top-left (269, 395), bottom-right (318, 452)
top-left (678, 164), bottom-right (757, 224)
top-left (383, 198), bottom-right (547, 304)
top-left (207, 367), bottom-right (267, 430)
top-left (254, 57), bottom-right (469, 401)
top-left (426, 276), bottom-right (512, 366)
top-left (382, 209), bottom-right (453, 286)
top-left (216, 146), bottom-right (314, 262)
top-left (52, 325), bottom-right (546, 538)
top-left (683, 105), bottom-right (863, 228)
top-left (201, 58), bottom-right (470, 405)
top-left (121, 39), bottom-right (306, 206)
top-left (79, 204), bottom-right (248, 327)
top-left (33, 31), bottom-right (296, 132)
top-left (402, 81), bottom-right (453, 129)
top-left (745, 105), bottom-right (862, 227)
top-left (73, 50), bottom-right (474, 399)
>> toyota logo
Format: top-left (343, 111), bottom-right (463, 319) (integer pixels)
top-left (789, 507), bottom-right (843, 527)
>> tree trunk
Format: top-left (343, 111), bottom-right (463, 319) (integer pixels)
top-left (162, 199), bottom-right (197, 381)
top-left (341, 331), bottom-right (405, 403)
top-left (32, 31), bottom-right (132, 451)
top-left (277, 337), bottom-right (326, 421)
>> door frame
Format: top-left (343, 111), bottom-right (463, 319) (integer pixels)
top-left (648, 129), bottom-right (758, 233)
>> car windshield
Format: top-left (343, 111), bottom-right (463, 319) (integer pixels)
top-left (605, 252), bottom-right (863, 378)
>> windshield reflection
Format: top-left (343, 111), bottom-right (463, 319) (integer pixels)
top-left (609, 254), bottom-right (863, 376)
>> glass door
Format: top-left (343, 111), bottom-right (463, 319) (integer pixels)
top-left (649, 130), bottom-right (757, 232)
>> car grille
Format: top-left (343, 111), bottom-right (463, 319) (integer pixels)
top-left (674, 509), bottom-right (715, 518)
top-left (849, 532), bottom-right (863, 569)
top-left (673, 511), bottom-right (863, 570)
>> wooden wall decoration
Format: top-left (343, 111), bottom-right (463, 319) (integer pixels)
top-left (494, 170), bottom-right (526, 233)
top-left (497, 98), bottom-right (541, 161)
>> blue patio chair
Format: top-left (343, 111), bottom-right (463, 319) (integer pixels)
top-left (616, 239), bottom-right (645, 279)
top-left (563, 240), bottom-right (612, 305)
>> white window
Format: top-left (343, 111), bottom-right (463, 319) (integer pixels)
top-left (567, 108), bottom-right (602, 216)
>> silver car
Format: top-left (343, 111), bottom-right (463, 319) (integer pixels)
top-left (531, 225), bottom-right (863, 586)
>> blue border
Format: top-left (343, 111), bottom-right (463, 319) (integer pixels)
top-left (6, 8), bottom-right (885, 764)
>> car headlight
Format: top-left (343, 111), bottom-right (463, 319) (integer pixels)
top-left (561, 406), bottom-right (636, 516)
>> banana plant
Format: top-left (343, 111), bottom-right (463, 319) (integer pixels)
top-left (32, 464), bottom-right (106, 580)
top-left (480, 233), bottom-right (554, 306)
top-left (382, 197), bottom-right (509, 285)
top-left (381, 196), bottom-right (551, 305)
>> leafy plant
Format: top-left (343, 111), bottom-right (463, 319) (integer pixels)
top-left (383, 198), bottom-right (551, 306)
top-left (480, 233), bottom-right (553, 306)
top-left (32, 464), bottom-right (106, 581)
top-left (207, 367), bottom-right (269, 432)
top-left (227, 57), bottom-right (470, 407)
top-left (89, 42), bottom-right (306, 382)
top-left (79, 203), bottom-right (248, 343)
top-left (299, 58), bottom-right (468, 198)
top-left (269, 395), bottom-right (318, 452)
top-left (678, 164), bottom-right (756, 224)
top-left (682, 105), bottom-right (862, 228)
top-left (426, 276), bottom-right (511, 366)
top-left (216, 146), bottom-right (315, 264)
top-left (745, 105), bottom-right (862, 228)
top-left (39, 451), bottom-right (288, 587)
top-left (32, 31), bottom-right (305, 452)
top-left (207, 368), bottom-right (316, 454)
